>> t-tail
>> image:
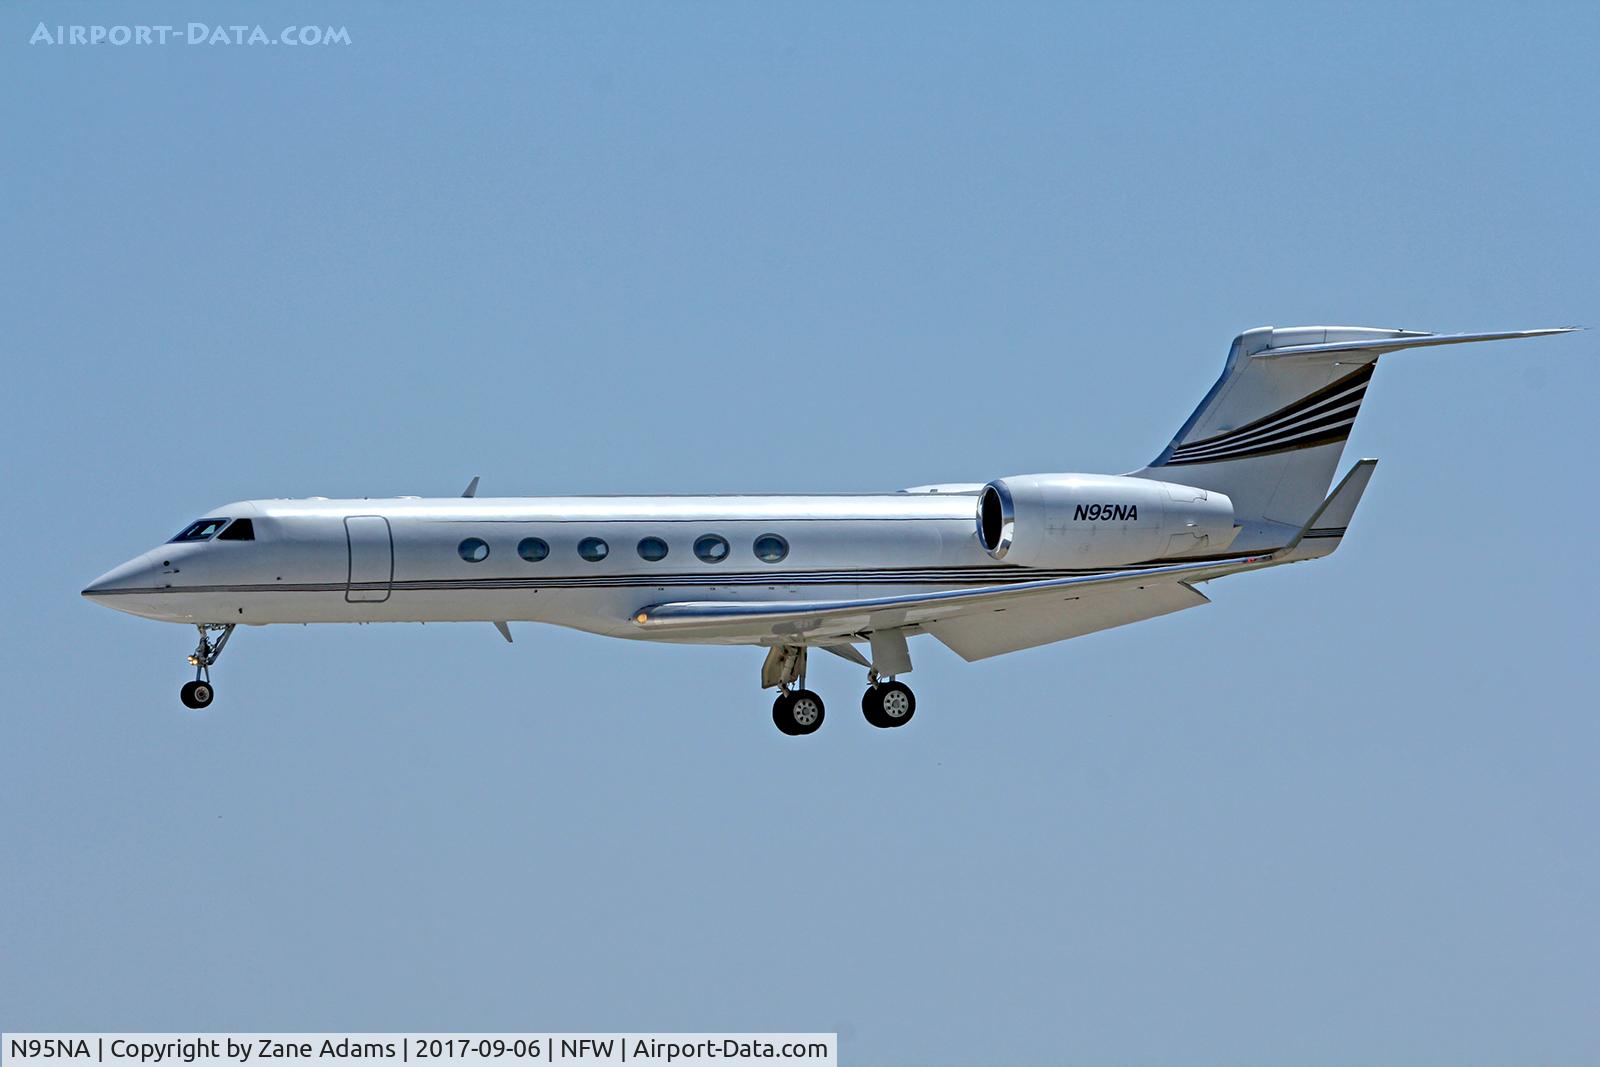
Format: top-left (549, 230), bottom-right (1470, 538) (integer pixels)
top-left (1129, 325), bottom-right (1578, 551)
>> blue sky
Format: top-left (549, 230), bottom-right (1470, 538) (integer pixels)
top-left (2, 2), bottom-right (1596, 1063)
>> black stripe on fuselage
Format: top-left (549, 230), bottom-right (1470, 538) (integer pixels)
top-left (89, 552), bottom-right (1268, 596)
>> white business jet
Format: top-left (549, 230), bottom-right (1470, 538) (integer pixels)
top-left (85, 325), bottom-right (1575, 734)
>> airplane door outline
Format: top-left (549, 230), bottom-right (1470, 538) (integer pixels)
top-left (344, 515), bottom-right (393, 603)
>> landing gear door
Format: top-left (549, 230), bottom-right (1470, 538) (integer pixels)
top-left (345, 515), bottom-right (393, 603)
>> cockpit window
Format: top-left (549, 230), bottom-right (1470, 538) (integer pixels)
top-left (216, 518), bottom-right (255, 541)
top-left (170, 518), bottom-right (229, 542)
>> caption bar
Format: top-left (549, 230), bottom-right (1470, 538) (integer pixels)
top-left (2, 1037), bottom-right (836, 1067)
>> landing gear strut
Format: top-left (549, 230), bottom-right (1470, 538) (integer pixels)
top-left (181, 623), bottom-right (234, 709)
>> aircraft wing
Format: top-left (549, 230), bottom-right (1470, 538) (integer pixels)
top-left (919, 579), bottom-right (1212, 660)
top-left (629, 552), bottom-right (1274, 646)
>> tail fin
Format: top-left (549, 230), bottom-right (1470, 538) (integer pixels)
top-left (1130, 325), bottom-right (1576, 531)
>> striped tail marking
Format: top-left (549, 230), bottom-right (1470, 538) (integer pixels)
top-left (1162, 362), bottom-right (1375, 467)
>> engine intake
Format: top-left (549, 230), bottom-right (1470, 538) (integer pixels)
top-left (978, 482), bottom-right (1015, 557)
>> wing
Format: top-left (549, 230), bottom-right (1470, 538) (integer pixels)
top-left (921, 579), bottom-right (1211, 661)
top-left (630, 552), bottom-right (1274, 646)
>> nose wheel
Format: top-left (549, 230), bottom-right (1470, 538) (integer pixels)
top-left (862, 680), bottom-right (916, 729)
top-left (181, 623), bottom-right (234, 709)
top-left (180, 680), bottom-right (214, 709)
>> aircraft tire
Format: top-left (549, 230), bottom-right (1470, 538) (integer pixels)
top-left (861, 687), bottom-right (894, 729)
top-left (772, 693), bottom-right (798, 735)
top-left (180, 680), bottom-right (214, 710)
top-left (774, 689), bottom-right (825, 735)
top-left (875, 681), bottom-right (915, 728)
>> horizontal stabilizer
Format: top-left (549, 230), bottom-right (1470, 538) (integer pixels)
top-left (1252, 327), bottom-right (1578, 363)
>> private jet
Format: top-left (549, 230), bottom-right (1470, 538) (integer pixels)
top-left (83, 325), bottom-right (1575, 734)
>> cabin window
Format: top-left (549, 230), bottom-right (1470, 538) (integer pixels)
top-left (693, 534), bottom-right (730, 564)
top-left (752, 533), bottom-right (788, 563)
top-left (578, 537), bottom-right (609, 562)
top-left (217, 518), bottom-right (256, 541)
top-left (637, 536), bottom-right (669, 562)
top-left (518, 537), bottom-right (549, 562)
top-left (170, 518), bottom-right (229, 543)
top-left (458, 537), bottom-right (490, 563)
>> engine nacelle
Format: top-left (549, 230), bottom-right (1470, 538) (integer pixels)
top-left (976, 473), bottom-right (1236, 569)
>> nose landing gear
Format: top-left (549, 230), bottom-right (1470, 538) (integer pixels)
top-left (181, 623), bottom-right (234, 709)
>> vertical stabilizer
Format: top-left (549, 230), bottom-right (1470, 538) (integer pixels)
top-left (1129, 325), bottom-right (1575, 528)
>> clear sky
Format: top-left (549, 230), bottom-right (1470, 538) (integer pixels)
top-left (2, 2), bottom-right (1596, 1063)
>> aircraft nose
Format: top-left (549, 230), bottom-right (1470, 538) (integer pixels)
top-left (82, 556), bottom-right (157, 600)
top-left (82, 551), bottom-right (191, 622)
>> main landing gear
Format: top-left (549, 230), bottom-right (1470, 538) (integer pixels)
top-left (180, 623), bottom-right (234, 710)
top-left (760, 645), bottom-right (918, 736)
top-left (771, 678), bottom-right (917, 735)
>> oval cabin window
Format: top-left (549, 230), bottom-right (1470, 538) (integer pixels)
top-left (752, 533), bottom-right (789, 563)
top-left (693, 534), bottom-right (730, 564)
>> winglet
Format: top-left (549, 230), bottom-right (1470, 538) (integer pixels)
top-left (493, 620), bottom-right (513, 643)
top-left (462, 476), bottom-right (480, 498)
top-left (1276, 458), bottom-right (1378, 559)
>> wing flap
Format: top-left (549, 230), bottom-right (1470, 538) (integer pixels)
top-left (631, 553), bottom-right (1271, 643)
top-left (924, 581), bottom-right (1209, 661)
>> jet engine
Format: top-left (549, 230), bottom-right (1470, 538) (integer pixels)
top-left (976, 473), bottom-right (1236, 569)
